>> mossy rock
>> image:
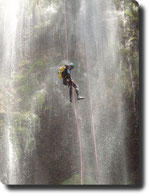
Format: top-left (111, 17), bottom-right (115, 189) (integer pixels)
top-left (33, 89), bottom-right (47, 111)
top-left (61, 174), bottom-right (96, 185)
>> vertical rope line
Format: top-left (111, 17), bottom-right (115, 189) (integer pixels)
top-left (84, 45), bottom-right (100, 184)
top-left (64, 0), bottom-right (68, 61)
top-left (72, 82), bottom-right (83, 185)
top-left (63, 0), bottom-right (83, 185)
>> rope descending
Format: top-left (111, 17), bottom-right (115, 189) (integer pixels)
top-left (63, 0), bottom-right (83, 185)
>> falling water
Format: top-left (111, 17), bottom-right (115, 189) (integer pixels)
top-left (129, 58), bottom-right (136, 114)
top-left (0, 0), bottom-right (21, 184)
top-left (75, 0), bottom-right (129, 184)
top-left (0, 0), bottom-right (138, 185)
top-left (121, 4), bottom-right (137, 117)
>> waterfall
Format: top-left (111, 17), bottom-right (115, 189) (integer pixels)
top-left (0, 0), bottom-right (21, 184)
top-left (0, 0), bottom-right (139, 185)
top-left (75, 0), bottom-right (129, 184)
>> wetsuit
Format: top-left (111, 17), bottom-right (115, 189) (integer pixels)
top-left (62, 65), bottom-right (79, 102)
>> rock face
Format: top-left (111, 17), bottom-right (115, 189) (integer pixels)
top-left (0, 0), bottom-right (139, 185)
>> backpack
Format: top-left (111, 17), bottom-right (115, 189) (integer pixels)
top-left (58, 66), bottom-right (66, 79)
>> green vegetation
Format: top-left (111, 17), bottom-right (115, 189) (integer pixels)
top-left (0, 0), bottom-right (139, 185)
top-left (61, 174), bottom-right (96, 185)
top-left (114, 0), bottom-right (139, 183)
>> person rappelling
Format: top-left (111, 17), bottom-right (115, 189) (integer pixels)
top-left (58, 63), bottom-right (84, 103)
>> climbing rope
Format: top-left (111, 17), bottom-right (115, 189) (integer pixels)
top-left (72, 81), bottom-right (83, 184)
top-left (63, 0), bottom-right (68, 61)
top-left (63, 0), bottom-right (83, 185)
top-left (84, 46), bottom-right (100, 184)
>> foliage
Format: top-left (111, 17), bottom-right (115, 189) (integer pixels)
top-left (114, 0), bottom-right (139, 184)
top-left (61, 174), bottom-right (96, 185)
top-left (0, 0), bottom-right (139, 185)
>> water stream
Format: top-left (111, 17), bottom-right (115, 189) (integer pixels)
top-left (0, 0), bottom-right (139, 185)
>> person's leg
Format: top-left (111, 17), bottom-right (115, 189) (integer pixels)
top-left (63, 79), bottom-right (72, 102)
top-left (72, 81), bottom-right (84, 100)
top-left (71, 81), bottom-right (79, 98)
top-left (69, 85), bottom-right (72, 102)
top-left (69, 80), bottom-right (84, 102)
top-left (63, 79), bottom-right (67, 86)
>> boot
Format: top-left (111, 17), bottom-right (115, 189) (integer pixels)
top-left (77, 96), bottom-right (85, 100)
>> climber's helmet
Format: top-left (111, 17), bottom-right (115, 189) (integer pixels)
top-left (69, 63), bottom-right (75, 69)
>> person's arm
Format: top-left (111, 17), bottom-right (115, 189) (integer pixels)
top-left (67, 68), bottom-right (72, 80)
